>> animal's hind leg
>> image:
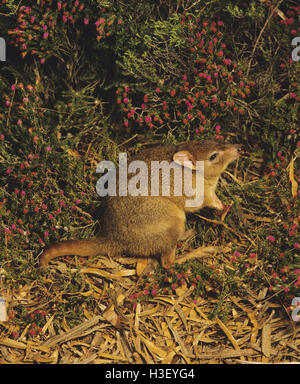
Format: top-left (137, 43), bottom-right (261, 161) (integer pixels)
top-left (160, 246), bottom-right (222, 268)
top-left (160, 248), bottom-right (176, 268)
top-left (136, 257), bottom-right (159, 276)
top-left (135, 247), bottom-right (177, 274)
top-left (175, 246), bottom-right (222, 264)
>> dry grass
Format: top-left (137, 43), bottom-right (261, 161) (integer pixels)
top-left (0, 252), bottom-right (299, 364)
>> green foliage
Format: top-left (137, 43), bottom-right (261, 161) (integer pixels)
top-left (115, 16), bottom-right (257, 142)
top-left (0, 0), bottom-right (19, 14)
top-left (226, 1), bottom-right (266, 19)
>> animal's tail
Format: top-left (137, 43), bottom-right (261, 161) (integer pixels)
top-left (39, 237), bottom-right (109, 267)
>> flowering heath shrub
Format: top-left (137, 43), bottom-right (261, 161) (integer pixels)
top-left (8, 1), bottom-right (123, 64)
top-left (0, 79), bottom-right (100, 267)
top-left (115, 16), bottom-right (255, 139)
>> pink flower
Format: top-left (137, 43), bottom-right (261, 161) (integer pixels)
top-left (43, 32), bottom-right (49, 39)
top-left (267, 235), bottom-right (275, 242)
top-left (294, 242), bottom-right (300, 249)
top-left (84, 18), bottom-right (89, 25)
top-left (224, 58), bottom-right (232, 65)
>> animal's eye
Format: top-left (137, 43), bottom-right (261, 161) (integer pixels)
top-left (209, 153), bottom-right (218, 161)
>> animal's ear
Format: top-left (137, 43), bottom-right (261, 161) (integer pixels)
top-left (173, 150), bottom-right (196, 170)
